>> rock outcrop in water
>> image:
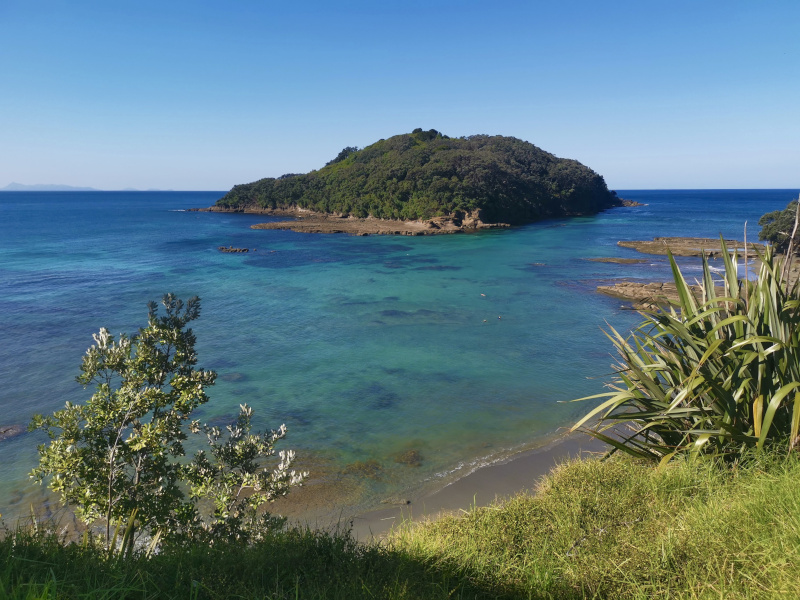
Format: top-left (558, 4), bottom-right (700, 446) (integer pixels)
top-left (618, 237), bottom-right (765, 257)
top-left (596, 237), bottom-right (785, 308)
top-left (597, 281), bottom-right (712, 309)
top-left (0, 424), bottom-right (25, 442)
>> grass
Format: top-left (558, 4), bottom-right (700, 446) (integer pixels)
top-left (392, 450), bottom-right (800, 599)
top-left (3, 451), bottom-right (800, 599)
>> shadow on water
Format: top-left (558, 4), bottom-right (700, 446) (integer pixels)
top-left (205, 358), bottom-right (240, 370)
top-left (219, 372), bottom-right (248, 383)
top-left (345, 382), bottom-right (401, 411)
top-left (377, 308), bottom-right (450, 322)
top-left (230, 385), bottom-right (260, 397)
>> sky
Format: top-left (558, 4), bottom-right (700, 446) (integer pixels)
top-left (1, 0), bottom-right (798, 191)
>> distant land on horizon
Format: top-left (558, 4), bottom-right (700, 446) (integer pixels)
top-left (1, 183), bottom-right (101, 192)
top-left (0, 183), bottom-right (173, 192)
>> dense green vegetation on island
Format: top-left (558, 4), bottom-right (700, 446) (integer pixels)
top-left (215, 129), bottom-right (619, 223)
top-left (759, 195), bottom-right (800, 253)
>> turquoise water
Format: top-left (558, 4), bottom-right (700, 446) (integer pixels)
top-left (1, 189), bottom-right (797, 519)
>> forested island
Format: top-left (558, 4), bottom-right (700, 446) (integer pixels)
top-left (207, 129), bottom-right (621, 234)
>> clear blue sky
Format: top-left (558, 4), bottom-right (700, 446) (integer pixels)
top-left (1, 0), bottom-right (798, 191)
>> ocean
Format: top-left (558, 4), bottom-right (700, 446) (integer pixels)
top-left (0, 189), bottom-right (797, 522)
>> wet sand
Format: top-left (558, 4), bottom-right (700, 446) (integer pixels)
top-left (345, 434), bottom-right (606, 540)
top-left (6, 433), bottom-right (606, 543)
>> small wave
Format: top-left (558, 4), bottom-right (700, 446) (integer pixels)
top-left (421, 433), bottom-right (572, 494)
top-left (426, 454), bottom-right (503, 484)
top-left (168, 209), bottom-right (187, 212)
top-left (425, 444), bottom-right (533, 486)
top-left (425, 459), bottom-right (489, 485)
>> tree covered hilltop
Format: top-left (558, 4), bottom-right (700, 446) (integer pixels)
top-left (214, 129), bottom-right (620, 227)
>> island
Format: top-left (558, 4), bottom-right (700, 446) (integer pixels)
top-left (199, 129), bottom-right (622, 235)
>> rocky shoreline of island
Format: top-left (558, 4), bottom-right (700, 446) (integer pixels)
top-left (191, 193), bottom-right (641, 237)
top-left (192, 206), bottom-right (511, 236)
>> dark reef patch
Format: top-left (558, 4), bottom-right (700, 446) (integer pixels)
top-left (414, 265), bottom-right (462, 271)
top-left (220, 372), bottom-right (248, 383)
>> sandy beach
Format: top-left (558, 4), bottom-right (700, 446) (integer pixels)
top-left (346, 433), bottom-right (605, 539)
top-left (318, 433), bottom-right (607, 540)
top-left (6, 430), bottom-right (607, 544)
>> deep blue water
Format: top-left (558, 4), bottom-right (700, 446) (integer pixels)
top-left (1, 189), bottom-right (797, 520)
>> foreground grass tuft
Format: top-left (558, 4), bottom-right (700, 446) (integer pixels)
top-left (3, 452), bottom-right (800, 599)
top-left (391, 452), bottom-right (800, 599)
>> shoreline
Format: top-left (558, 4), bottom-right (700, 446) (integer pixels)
top-left (617, 237), bottom-right (765, 257)
top-left (3, 430), bottom-right (607, 542)
top-left (594, 237), bottom-right (799, 307)
top-left (192, 201), bottom-right (628, 236)
top-left (3, 236), bottom-right (749, 533)
top-left (10, 235), bottom-right (781, 537)
top-left (193, 206), bottom-right (511, 236)
top-left (349, 433), bottom-right (605, 539)
top-left (270, 432), bottom-right (605, 541)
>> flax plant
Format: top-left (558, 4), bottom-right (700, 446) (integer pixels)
top-left (572, 237), bottom-right (800, 461)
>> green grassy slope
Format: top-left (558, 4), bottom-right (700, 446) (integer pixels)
top-left (4, 452), bottom-right (799, 599)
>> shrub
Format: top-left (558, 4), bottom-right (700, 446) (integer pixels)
top-left (758, 195), bottom-right (800, 253)
top-left (572, 239), bottom-right (800, 461)
top-left (29, 294), bottom-right (306, 551)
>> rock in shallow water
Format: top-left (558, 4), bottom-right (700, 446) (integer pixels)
top-left (0, 424), bottom-right (25, 442)
top-left (393, 449), bottom-right (423, 467)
